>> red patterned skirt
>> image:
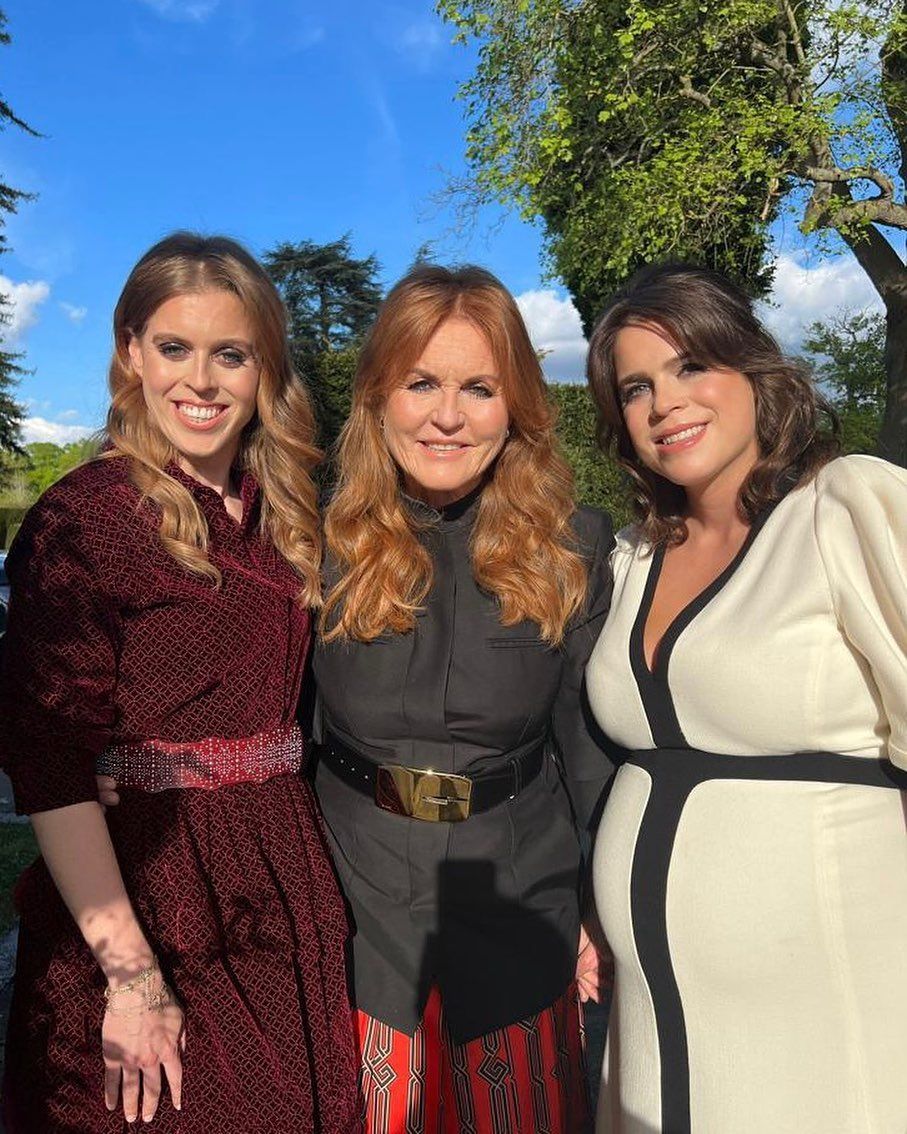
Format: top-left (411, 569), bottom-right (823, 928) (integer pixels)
top-left (2, 774), bottom-right (361, 1134)
top-left (357, 984), bottom-right (591, 1134)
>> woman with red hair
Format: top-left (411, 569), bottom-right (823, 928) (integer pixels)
top-left (314, 264), bottom-right (614, 1133)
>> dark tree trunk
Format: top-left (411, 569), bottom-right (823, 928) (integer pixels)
top-left (837, 214), bottom-right (907, 469)
top-left (878, 299), bottom-right (907, 468)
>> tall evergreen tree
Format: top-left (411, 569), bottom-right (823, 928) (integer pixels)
top-left (264, 235), bottom-right (382, 449)
top-left (0, 7), bottom-right (38, 467)
top-left (264, 235), bottom-right (381, 361)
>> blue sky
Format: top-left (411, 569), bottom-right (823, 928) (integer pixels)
top-left (0, 0), bottom-right (884, 444)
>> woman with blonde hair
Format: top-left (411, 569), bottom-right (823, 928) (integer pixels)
top-left (313, 263), bottom-right (614, 1133)
top-left (584, 263), bottom-right (907, 1133)
top-left (0, 232), bottom-right (360, 1132)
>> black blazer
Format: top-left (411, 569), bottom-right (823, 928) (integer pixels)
top-left (313, 492), bottom-right (614, 1041)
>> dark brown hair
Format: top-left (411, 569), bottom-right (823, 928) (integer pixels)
top-left (586, 262), bottom-right (839, 545)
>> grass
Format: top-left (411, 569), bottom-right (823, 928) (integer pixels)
top-left (0, 824), bottom-right (37, 935)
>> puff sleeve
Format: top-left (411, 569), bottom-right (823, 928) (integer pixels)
top-left (0, 487), bottom-right (120, 813)
top-left (814, 455), bottom-right (907, 769)
top-left (551, 505), bottom-right (616, 833)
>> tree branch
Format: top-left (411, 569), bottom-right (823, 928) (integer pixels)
top-left (679, 75), bottom-right (712, 107)
top-left (778, 0), bottom-right (808, 70)
top-left (806, 180), bottom-right (907, 305)
top-left (804, 165), bottom-right (896, 198)
top-left (840, 223), bottom-right (907, 308)
top-left (748, 37), bottom-right (802, 101)
top-left (760, 176), bottom-right (781, 221)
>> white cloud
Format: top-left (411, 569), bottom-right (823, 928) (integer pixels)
top-left (400, 21), bottom-right (443, 51)
top-left (137, 0), bottom-right (219, 22)
top-left (369, 84), bottom-right (401, 150)
top-left (395, 19), bottom-right (446, 71)
top-left (516, 289), bottom-right (588, 383)
top-left (0, 276), bottom-right (51, 343)
top-left (60, 302), bottom-right (88, 324)
top-left (21, 417), bottom-right (97, 445)
top-left (758, 252), bottom-right (883, 352)
top-left (512, 251), bottom-right (882, 381)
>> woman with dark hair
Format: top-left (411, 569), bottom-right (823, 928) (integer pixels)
top-left (584, 263), bottom-right (907, 1133)
top-left (0, 233), bottom-right (360, 1132)
top-left (314, 263), bottom-right (614, 1133)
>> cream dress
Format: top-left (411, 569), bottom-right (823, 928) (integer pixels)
top-left (587, 455), bottom-right (907, 1134)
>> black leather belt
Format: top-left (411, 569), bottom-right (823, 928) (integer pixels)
top-left (319, 731), bottom-right (546, 822)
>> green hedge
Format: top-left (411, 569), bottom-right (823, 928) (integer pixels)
top-left (0, 506), bottom-right (27, 550)
top-left (549, 383), bottom-right (634, 526)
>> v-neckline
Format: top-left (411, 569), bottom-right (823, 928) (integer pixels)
top-left (632, 504), bottom-right (776, 681)
top-left (625, 503), bottom-right (780, 749)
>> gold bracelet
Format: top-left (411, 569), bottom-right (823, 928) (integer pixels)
top-left (103, 958), bottom-right (172, 1016)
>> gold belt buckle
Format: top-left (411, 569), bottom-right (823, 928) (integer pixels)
top-left (376, 764), bottom-right (472, 822)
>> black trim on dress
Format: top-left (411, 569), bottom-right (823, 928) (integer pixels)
top-left (627, 748), bottom-right (907, 1134)
top-left (620, 497), bottom-right (906, 1133)
top-left (628, 507), bottom-right (775, 750)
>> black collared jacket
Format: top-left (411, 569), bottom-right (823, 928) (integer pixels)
top-left (312, 492), bottom-right (614, 1041)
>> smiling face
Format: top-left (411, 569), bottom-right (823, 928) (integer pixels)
top-left (127, 289), bottom-right (261, 488)
top-left (614, 322), bottom-right (759, 504)
top-left (381, 316), bottom-right (511, 508)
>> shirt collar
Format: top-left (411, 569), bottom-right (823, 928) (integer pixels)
top-left (164, 461), bottom-right (261, 531)
top-left (401, 481), bottom-right (484, 527)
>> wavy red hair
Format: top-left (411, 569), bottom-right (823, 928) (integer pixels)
top-left (322, 264), bottom-right (587, 643)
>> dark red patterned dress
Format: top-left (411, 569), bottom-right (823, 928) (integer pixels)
top-left (0, 457), bottom-right (360, 1134)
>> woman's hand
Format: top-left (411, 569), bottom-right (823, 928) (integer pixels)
top-left (576, 924), bottom-right (613, 1004)
top-left (96, 774), bottom-right (120, 808)
top-left (102, 967), bottom-right (185, 1123)
top-left (27, 803), bottom-right (179, 1122)
top-left (576, 924), bottom-right (600, 1003)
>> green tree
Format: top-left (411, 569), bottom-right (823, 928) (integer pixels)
top-left (22, 438), bottom-right (97, 497)
top-left (308, 346), bottom-right (359, 457)
top-left (0, 439), bottom-right (98, 509)
top-left (802, 308), bottom-right (886, 453)
top-left (0, 7), bottom-right (38, 471)
top-left (548, 382), bottom-right (633, 523)
top-left (0, 338), bottom-right (26, 460)
top-left (0, 446), bottom-right (29, 508)
top-left (439, 0), bottom-right (907, 466)
top-left (264, 235), bottom-right (382, 448)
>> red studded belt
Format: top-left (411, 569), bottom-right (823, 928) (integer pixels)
top-left (95, 722), bottom-right (304, 792)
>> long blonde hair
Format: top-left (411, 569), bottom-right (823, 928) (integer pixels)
top-left (104, 231), bottom-right (321, 603)
top-left (322, 264), bottom-right (587, 644)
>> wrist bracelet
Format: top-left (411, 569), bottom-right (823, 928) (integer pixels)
top-left (104, 958), bottom-right (172, 1016)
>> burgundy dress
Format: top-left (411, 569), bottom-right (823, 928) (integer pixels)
top-left (0, 457), bottom-right (360, 1134)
